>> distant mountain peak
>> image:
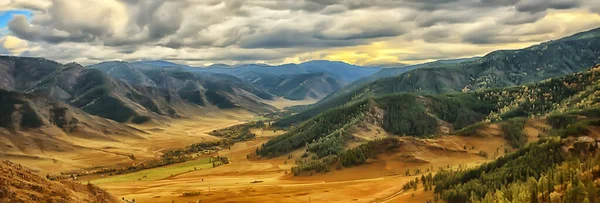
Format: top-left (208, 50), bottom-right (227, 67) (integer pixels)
top-left (207, 63), bottom-right (233, 68)
top-left (133, 60), bottom-right (189, 68)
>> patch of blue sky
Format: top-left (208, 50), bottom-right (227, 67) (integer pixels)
top-left (0, 9), bottom-right (32, 28)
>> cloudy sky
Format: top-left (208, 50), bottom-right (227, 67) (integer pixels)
top-left (0, 0), bottom-right (599, 66)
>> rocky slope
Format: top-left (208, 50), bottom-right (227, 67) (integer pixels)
top-left (0, 56), bottom-right (278, 124)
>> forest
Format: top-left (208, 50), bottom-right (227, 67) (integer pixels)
top-left (208, 121), bottom-right (265, 142)
top-left (429, 138), bottom-right (600, 203)
top-left (291, 138), bottom-right (400, 175)
top-left (257, 99), bottom-right (371, 157)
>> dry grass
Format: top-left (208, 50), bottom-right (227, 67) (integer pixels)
top-left (90, 125), bottom-right (509, 203)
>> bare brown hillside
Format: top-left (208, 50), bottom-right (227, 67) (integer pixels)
top-left (0, 160), bottom-right (118, 203)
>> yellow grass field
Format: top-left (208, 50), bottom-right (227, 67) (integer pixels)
top-left (88, 126), bottom-right (513, 203)
top-left (2, 98), bottom-right (549, 202)
top-left (90, 157), bottom-right (220, 184)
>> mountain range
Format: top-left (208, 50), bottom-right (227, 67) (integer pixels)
top-left (0, 57), bottom-right (383, 131)
top-left (276, 27), bottom-right (600, 127)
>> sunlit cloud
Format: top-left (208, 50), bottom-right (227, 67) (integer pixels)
top-left (0, 34), bottom-right (27, 54)
top-left (0, 0), bottom-right (598, 66)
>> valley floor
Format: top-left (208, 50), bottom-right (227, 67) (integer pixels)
top-left (87, 125), bottom-right (514, 203)
top-left (0, 108), bottom-right (256, 175)
top-left (3, 98), bottom-right (537, 202)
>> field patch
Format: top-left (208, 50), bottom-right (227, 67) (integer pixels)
top-left (92, 157), bottom-right (221, 184)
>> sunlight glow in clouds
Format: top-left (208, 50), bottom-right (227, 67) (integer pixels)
top-left (0, 0), bottom-right (598, 66)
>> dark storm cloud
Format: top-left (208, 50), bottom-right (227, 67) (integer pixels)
top-left (412, 11), bottom-right (476, 27)
top-left (8, 15), bottom-right (96, 43)
top-left (500, 11), bottom-right (548, 25)
top-left (515, 0), bottom-right (581, 13)
top-left (422, 28), bottom-right (452, 43)
top-left (461, 23), bottom-right (558, 44)
top-left (239, 29), bottom-right (363, 49)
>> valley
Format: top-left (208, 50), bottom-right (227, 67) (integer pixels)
top-left (83, 116), bottom-right (517, 203)
top-left (1, 13), bottom-right (600, 202)
top-left (0, 107), bottom-right (256, 175)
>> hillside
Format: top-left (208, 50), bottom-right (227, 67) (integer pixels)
top-left (277, 27), bottom-right (600, 127)
top-left (0, 160), bottom-right (118, 202)
top-left (259, 93), bottom-right (493, 157)
top-left (431, 136), bottom-right (600, 203)
top-left (342, 57), bottom-right (481, 94)
top-left (243, 72), bottom-right (345, 100)
top-left (0, 89), bottom-right (150, 171)
top-left (0, 56), bottom-right (277, 124)
top-left (263, 65), bottom-right (600, 158)
top-left (88, 61), bottom-right (277, 115)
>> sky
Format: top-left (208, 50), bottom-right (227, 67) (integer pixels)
top-left (0, 0), bottom-right (599, 67)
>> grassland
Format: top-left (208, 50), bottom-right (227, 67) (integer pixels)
top-left (91, 157), bottom-right (221, 184)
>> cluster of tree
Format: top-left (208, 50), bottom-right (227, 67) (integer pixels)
top-left (425, 94), bottom-right (495, 130)
top-left (432, 139), bottom-right (567, 203)
top-left (164, 141), bottom-right (229, 157)
top-left (548, 108), bottom-right (600, 138)
top-left (380, 94), bottom-right (439, 137)
top-left (501, 117), bottom-right (528, 148)
top-left (479, 67), bottom-right (600, 122)
top-left (443, 141), bottom-right (600, 203)
top-left (403, 173), bottom-right (435, 192)
top-left (291, 138), bottom-right (400, 176)
top-left (452, 122), bottom-right (488, 137)
top-left (56, 141), bottom-right (231, 179)
top-left (257, 100), bottom-right (370, 157)
top-left (291, 155), bottom-right (337, 175)
top-left (307, 130), bottom-right (345, 158)
top-left (209, 121), bottom-right (265, 142)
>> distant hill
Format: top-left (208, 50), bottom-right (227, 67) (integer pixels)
top-left (88, 61), bottom-right (277, 116)
top-left (0, 56), bottom-right (277, 124)
top-left (276, 27), bottom-right (600, 127)
top-left (319, 57), bottom-right (482, 109)
top-left (189, 60), bottom-right (381, 84)
top-left (243, 72), bottom-right (345, 100)
top-left (131, 60), bottom-right (189, 68)
top-left (133, 60), bottom-right (378, 100)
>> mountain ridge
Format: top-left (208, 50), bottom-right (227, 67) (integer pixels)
top-left (276, 27), bottom-right (600, 127)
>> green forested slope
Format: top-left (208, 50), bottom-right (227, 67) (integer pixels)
top-left (276, 27), bottom-right (600, 127)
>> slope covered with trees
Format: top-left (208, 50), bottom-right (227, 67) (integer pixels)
top-left (276, 27), bottom-right (600, 127)
top-left (431, 135), bottom-right (600, 203)
top-left (264, 65), bottom-right (600, 161)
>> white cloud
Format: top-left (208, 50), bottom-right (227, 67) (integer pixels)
top-left (1, 0), bottom-right (599, 66)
